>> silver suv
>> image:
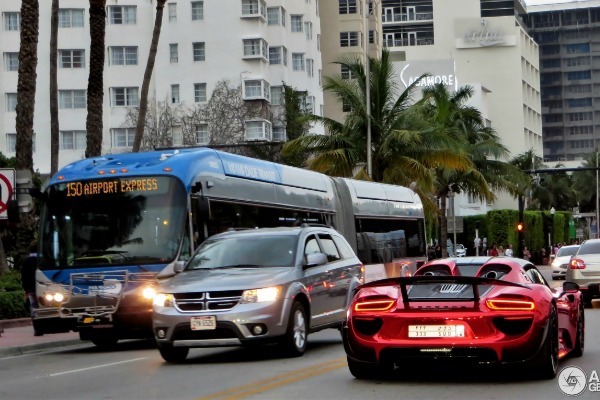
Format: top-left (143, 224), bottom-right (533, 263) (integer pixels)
top-left (566, 238), bottom-right (600, 306)
top-left (152, 225), bottom-right (364, 362)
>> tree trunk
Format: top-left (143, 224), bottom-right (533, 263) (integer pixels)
top-left (50, 0), bottom-right (59, 174)
top-left (15, 0), bottom-right (39, 172)
top-left (86, 0), bottom-right (106, 158)
top-left (133, 0), bottom-right (166, 152)
top-left (0, 236), bottom-right (9, 275)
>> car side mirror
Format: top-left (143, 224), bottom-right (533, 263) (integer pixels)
top-left (563, 281), bottom-right (579, 293)
top-left (305, 253), bottom-right (328, 268)
top-left (173, 260), bottom-right (186, 273)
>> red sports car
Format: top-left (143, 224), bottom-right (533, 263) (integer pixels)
top-left (343, 257), bottom-right (585, 380)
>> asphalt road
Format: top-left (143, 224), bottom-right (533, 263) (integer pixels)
top-left (0, 266), bottom-right (598, 400)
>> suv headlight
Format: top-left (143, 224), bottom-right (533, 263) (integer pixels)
top-left (241, 286), bottom-right (281, 303)
top-left (153, 293), bottom-right (174, 308)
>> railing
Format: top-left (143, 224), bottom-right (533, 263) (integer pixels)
top-left (382, 12), bottom-right (433, 23)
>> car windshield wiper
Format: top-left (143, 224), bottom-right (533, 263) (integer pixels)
top-left (213, 264), bottom-right (263, 269)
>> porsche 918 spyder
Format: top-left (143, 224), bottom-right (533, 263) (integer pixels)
top-left (342, 257), bottom-right (585, 380)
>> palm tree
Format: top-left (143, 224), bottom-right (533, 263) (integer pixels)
top-left (49, 0), bottom-right (59, 174)
top-left (572, 151), bottom-right (599, 213)
top-left (85, 0), bottom-right (106, 158)
top-left (14, 0), bottom-right (39, 267)
top-left (419, 83), bottom-right (518, 257)
top-left (535, 163), bottom-right (578, 211)
top-left (282, 50), bottom-right (471, 215)
top-left (132, 0), bottom-right (167, 152)
top-left (15, 0), bottom-right (39, 172)
top-left (510, 149), bottom-right (546, 210)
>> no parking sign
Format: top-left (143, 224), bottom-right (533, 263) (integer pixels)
top-left (0, 168), bottom-right (16, 219)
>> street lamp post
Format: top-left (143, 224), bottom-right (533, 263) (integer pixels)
top-left (550, 206), bottom-right (555, 259)
top-left (364, 0), bottom-right (372, 178)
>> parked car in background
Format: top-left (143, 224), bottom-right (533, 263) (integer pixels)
top-left (153, 224), bottom-right (364, 362)
top-left (454, 244), bottom-right (467, 257)
top-left (551, 244), bottom-right (580, 280)
top-left (567, 239), bottom-right (600, 306)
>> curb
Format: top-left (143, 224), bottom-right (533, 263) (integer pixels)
top-left (0, 318), bottom-right (32, 329)
top-left (0, 338), bottom-right (86, 358)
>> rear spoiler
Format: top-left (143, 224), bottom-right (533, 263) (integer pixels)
top-left (357, 276), bottom-right (531, 304)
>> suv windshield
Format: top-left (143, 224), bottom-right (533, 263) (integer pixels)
top-left (187, 234), bottom-right (298, 270)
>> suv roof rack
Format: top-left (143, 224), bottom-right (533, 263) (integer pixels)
top-left (300, 223), bottom-right (333, 229)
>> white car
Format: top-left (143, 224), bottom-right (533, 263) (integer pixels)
top-left (455, 244), bottom-right (467, 257)
top-left (551, 244), bottom-right (580, 280)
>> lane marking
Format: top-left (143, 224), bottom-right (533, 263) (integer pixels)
top-left (39, 357), bottom-right (148, 378)
top-left (196, 357), bottom-right (347, 400)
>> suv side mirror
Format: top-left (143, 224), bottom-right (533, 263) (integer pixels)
top-left (174, 260), bottom-right (186, 273)
top-left (563, 281), bottom-right (579, 293)
top-left (305, 253), bottom-right (328, 268)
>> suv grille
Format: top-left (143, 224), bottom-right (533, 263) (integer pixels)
top-left (173, 291), bottom-right (243, 312)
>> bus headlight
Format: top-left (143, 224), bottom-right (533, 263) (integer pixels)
top-left (142, 286), bottom-right (157, 300)
top-left (241, 286), bottom-right (281, 303)
top-left (43, 291), bottom-right (66, 303)
top-left (153, 293), bottom-right (174, 308)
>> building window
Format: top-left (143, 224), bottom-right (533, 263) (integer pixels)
top-left (341, 65), bottom-right (355, 79)
top-left (5, 93), bottom-right (17, 112)
top-left (59, 50), bottom-right (85, 68)
top-left (306, 58), bottom-right (314, 77)
top-left (191, 1), bottom-right (204, 20)
top-left (567, 98), bottom-right (592, 108)
top-left (569, 126), bottom-right (593, 135)
top-left (196, 124), bottom-right (209, 145)
top-left (241, 0), bottom-right (267, 18)
top-left (3, 12), bottom-right (20, 31)
top-left (108, 5), bottom-right (136, 24)
top-left (243, 79), bottom-right (270, 101)
top-left (111, 128), bottom-right (135, 147)
top-left (340, 31), bottom-right (359, 47)
top-left (170, 43), bottom-right (178, 63)
top-left (171, 84), bottom-right (180, 104)
top-left (292, 53), bottom-right (305, 71)
top-left (271, 86), bottom-right (284, 106)
top-left (566, 43), bottom-right (590, 54)
top-left (58, 9), bottom-right (84, 28)
top-left (109, 46), bottom-right (138, 65)
top-left (3, 52), bottom-right (18, 71)
top-left (304, 21), bottom-right (312, 40)
top-left (267, 6), bottom-right (285, 26)
top-left (269, 46), bottom-right (287, 66)
top-left (193, 42), bottom-right (205, 61)
top-left (6, 133), bottom-right (16, 153)
top-left (304, 95), bottom-right (314, 114)
top-left (59, 90), bottom-right (86, 109)
top-left (339, 0), bottom-right (357, 14)
top-left (317, 33), bottom-right (321, 51)
top-left (194, 83), bottom-right (207, 102)
top-left (291, 15), bottom-right (303, 32)
top-left (568, 112), bottom-right (593, 121)
top-left (243, 38), bottom-right (268, 59)
top-left (244, 119), bottom-right (272, 141)
top-left (168, 3), bottom-right (177, 22)
top-left (272, 126), bottom-right (287, 142)
top-left (567, 70), bottom-right (591, 80)
top-left (60, 130), bottom-right (86, 150)
top-left (111, 87), bottom-right (139, 107)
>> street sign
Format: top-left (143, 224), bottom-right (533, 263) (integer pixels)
top-left (0, 168), bottom-right (16, 219)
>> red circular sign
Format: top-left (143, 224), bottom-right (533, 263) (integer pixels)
top-left (0, 173), bottom-right (14, 214)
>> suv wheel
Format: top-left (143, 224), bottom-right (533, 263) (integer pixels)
top-left (280, 301), bottom-right (307, 357)
top-left (158, 344), bottom-right (189, 363)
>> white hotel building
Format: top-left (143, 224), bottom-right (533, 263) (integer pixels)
top-left (0, 0), bottom-right (323, 175)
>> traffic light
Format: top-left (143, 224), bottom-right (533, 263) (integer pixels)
top-left (517, 222), bottom-right (524, 232)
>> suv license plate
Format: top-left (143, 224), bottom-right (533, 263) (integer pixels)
top-left (191, 316), bottom-right (216, 331)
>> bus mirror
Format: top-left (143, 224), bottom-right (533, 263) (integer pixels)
top-left (7, 199), bottom-right (19, 223)
top-left (29, 187), bottom-right (46, 201)
top-left (196, 196), bottom-right (211, 221)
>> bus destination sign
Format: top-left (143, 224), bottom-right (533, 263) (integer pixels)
top-left (66, 178), bottom-right (159, 197)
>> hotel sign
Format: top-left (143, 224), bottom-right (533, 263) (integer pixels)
top-left (394, 59), bottom-right (457, 90)
top-left (456, 18), bottom-right (516, 49)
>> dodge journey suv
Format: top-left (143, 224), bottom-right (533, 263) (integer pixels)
top-left (152, 225), bottom-right (363, 362)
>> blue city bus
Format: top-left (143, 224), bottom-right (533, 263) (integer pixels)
top-left (29, 148), bottom-right (426, 346)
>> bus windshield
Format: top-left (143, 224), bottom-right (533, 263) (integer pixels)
top-left (39, 176), bottom-right (187, 269)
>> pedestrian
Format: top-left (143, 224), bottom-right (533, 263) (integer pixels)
top-left (482, 237), bottom-right (488, 254)
top-left (505, 244), bottom-right (514, 257)
top-left (490, 243), bottom-right (498, 257)
top-left (447, 238), bottom-right (454, 257)
top-left (428, 246), bottom-right (436, 261)
top-left (498, 245), bottom-right (505, 256)
top-left (523, 246), bottom-right (531, 261)
top-left (435, 245), bottom-right (442, 259)
top-left (20, 240), bottom-right (42, 336)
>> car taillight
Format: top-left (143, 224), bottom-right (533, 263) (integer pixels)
top-left (485, 298), bottom-right (535, 311)
top-left (354, 298), bottom-right (396, 312)
top-left (570, 258), bottom-right (586, 269)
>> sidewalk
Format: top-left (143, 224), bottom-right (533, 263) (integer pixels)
top-left (0, 318), bottom-right (83, 357)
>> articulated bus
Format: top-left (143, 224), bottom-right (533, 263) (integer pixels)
top-left (30, 148), bottom-right (426, 346)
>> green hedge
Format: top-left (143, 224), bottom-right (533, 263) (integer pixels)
top-left (0, 271), bottom-right (29, 320)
